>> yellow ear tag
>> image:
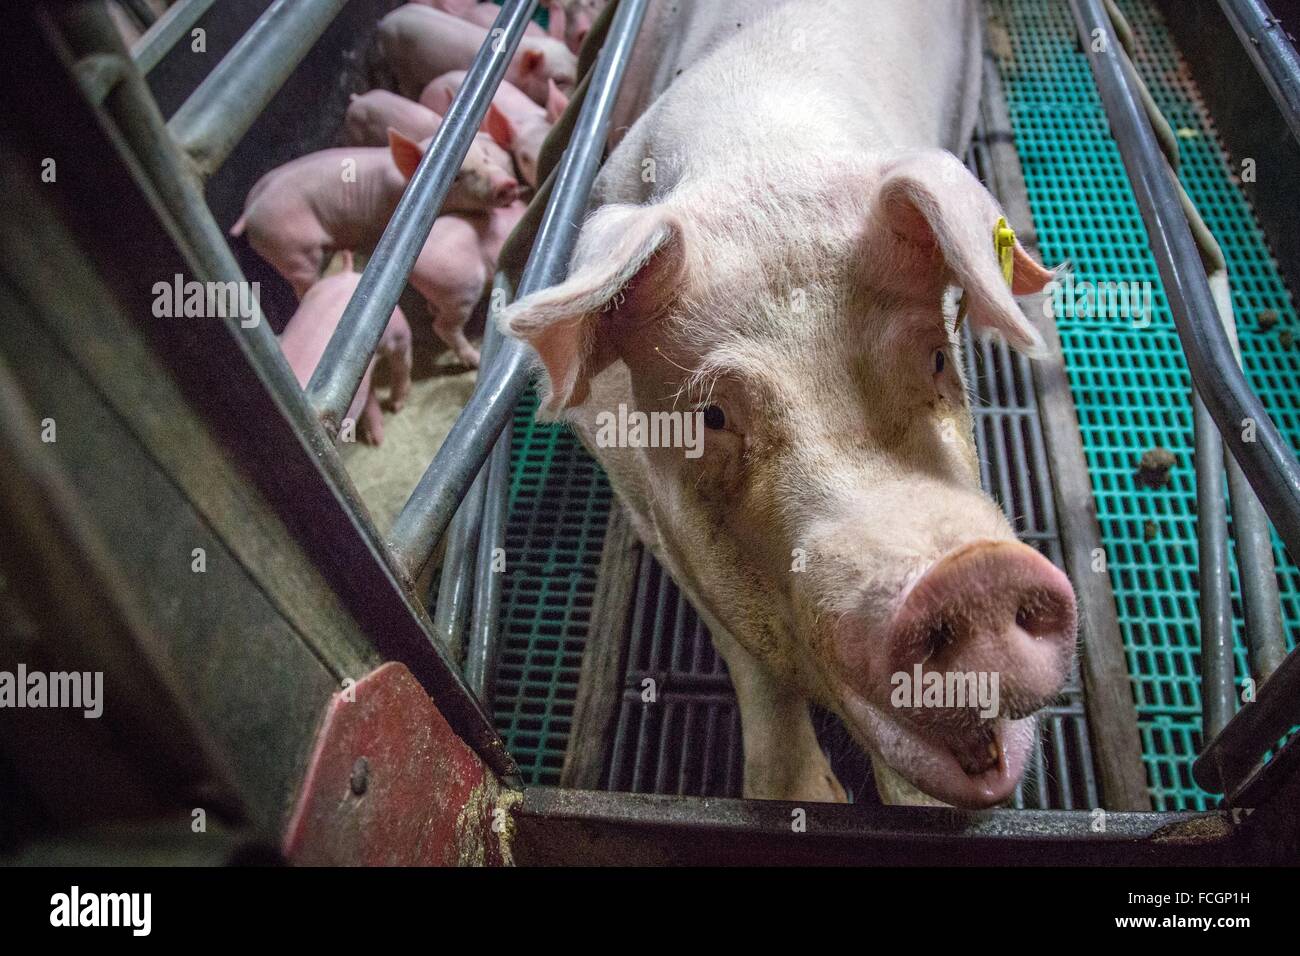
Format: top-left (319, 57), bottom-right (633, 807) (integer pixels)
top-left (955, 217), bottom-right (1018, 332)
top-left (994, 216), bottom-right (1017, 288)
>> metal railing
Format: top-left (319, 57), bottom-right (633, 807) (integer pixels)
top-left (1070, 0), bottom-right (1300, 802)
top-left (131, 0), bottom-right (220, 73)
top-left (1218, 0), bottom-right (1300, 145)
top-left (57, 0), bottom-right (650, 778)
top-left (168, 0), bottom-right (350, 178)
top-left (305, 0), bottom-right (542, 436)
top-left (388, 0), bottom-right (649, 581)
top-left (59, 0), bottom-right (1300, 816)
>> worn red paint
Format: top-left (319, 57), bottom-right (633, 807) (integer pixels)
top-left (283, 662), bottom-right (510, 865)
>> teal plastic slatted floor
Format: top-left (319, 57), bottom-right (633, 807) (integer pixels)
top-left (492, 393), bottom-right (612, 783)
top-left (991, 0), bottom-right (1299, 808)
top-left (492, 0), bottom-right (1300, 810)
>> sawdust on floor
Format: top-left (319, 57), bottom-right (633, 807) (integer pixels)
top-left (339, 351), bottom-right (477, 538)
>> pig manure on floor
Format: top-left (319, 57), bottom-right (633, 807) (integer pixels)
top-left (1136, 447), bottom-right (1176, 489)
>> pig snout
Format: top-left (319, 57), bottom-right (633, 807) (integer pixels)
top-left (493, 176), bottom-right (519, 205)
top-left (447, 164), bottom-right (517, 211)
top-left (836, 539), bottom-right (1076, 808)
top-left (886, 541), bottom-right (1077, 721)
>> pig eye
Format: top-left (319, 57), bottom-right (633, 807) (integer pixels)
top-left (701, 405), bottom-right (727, 430)
top-left (933, 349), bottom-right (946, 375)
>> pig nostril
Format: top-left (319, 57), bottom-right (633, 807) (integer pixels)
top-left (925, 620), bottom-right (955, 660)
top-left (1014, 598), bottom-right (1068, 640)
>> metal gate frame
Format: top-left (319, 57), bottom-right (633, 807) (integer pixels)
top-left (4, 0), bottom-right (1300, 863)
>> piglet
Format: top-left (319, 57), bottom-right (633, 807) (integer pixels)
top-left (278, 253), bottom-right (412, 446)
top-left (343, 90), bottom-right (519, 190)
top-left (545, 0), bottom-right (607, 54)
top-left (233, 132), bottom-right (517, 297)
top-left (421, 71), bottom-right (568, 186)
top-left (378, 4), bottom-right (576, 104)
top-left (343, 89), bottom-right (440, 146)
top-left (414, 0), bottom-right (547, 36)
top-left (409, 201), bottom-right (526, 367)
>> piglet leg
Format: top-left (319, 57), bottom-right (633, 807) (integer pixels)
top-left (359, 383), bottom-right (386, 447)
top-left (384, 335), bottom-right (413, 412)
top-left (429, 289), bottom-right (484, 368)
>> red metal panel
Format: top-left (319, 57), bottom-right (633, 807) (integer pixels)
top-left (283, 662), bottom-right (516, 866)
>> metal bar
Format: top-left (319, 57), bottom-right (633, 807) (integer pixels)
top-left (166, 0), bottom-right (348, 177)
top-left (464, 290), bottom-right (514, 703)
top-left (465, 382), bottom-right (512, 703)
top-left (1194, 396), bottom-right (1236, 740)
top-left (1228, 717), bottom-right (1300, 808)
top-left (387, 0), bottom-right (652, 580)
top-left (430, 468), bottom-right (486, 660)
top-left (1195, 642), bottom-right (1300, 794)
top-left (131, 0), bottom-right (219, 74)
top-left (1218, 0), bottom-right (1300, 145)
top-left (431, 283), bottom-right (514, 666)
top-left (1070, 0), bottom-right (1300, 590)
top-left (119, 0), bottom-right (159, 31)
top-left (512, 788), bottom-right (1232, 865)
top-left (389, 340), bottom-right (530, 578)
top-left (1226, 459), bottom-right (1287, 682)
top-left (306, 0), bottom-right (539, 436)
top-left (430, 287), bottom-right (520, 662)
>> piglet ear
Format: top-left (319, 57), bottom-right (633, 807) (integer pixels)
top-left (387, 128), bottom-right (424, 180)
top-left (520, 47), bottom-right (546, 76)
top-left (501, 203), bottom-right (688, 415)
top-left (484, 103), bottom-right (515, 149)
top-left (546, 1), bottom-right (568, 42)
top-left (545, 79), bottom-right (569, 123)
top-left (873, 149), bottom-right (1051, 353)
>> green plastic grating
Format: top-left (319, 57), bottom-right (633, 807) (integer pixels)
top-left (992, 0), bottom-right (1300, 809)
top-left (491, 391), bottom-right (612, 784)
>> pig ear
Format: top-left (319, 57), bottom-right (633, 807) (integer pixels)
top-left (387, 128), bottom-right (424, 180)
top-left (873, 150), bottom-right (1050, 353)
top-left (547, 2), bottom-right (568, 42)
top-left (501, 204), bottom-right (688, 414)
top-left (520, 48), bottom-right (546, 75)
top-left (545, 79), bottom-right (569, 123)
top-left (484, 103), bottom-right (515, 149)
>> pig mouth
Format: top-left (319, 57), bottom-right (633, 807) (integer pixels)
top-left (837, 689), bottom-right (1033, 808)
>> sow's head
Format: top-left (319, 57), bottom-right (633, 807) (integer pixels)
top-left (500, 149), bottom-right (1077, 807)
